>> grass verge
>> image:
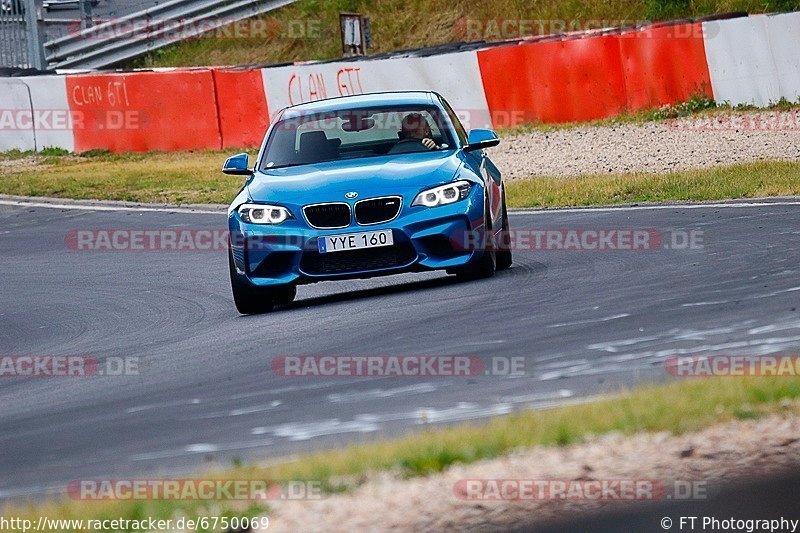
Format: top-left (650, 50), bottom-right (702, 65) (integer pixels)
top-left (132, 0), bottom-right (800, 68)
top-left (1, 151), bottom-right (798, 208)
top-left (0, 150), bottom-right (253, 205)
top-left (4, 376), bottom-right (800, 532)
top-left (505, 161), bottom-right (800, 208)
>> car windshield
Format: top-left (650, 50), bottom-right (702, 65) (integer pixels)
top-left (259, 105), bottom-right (456, 170)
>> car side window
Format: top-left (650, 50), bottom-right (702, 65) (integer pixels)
top-left (440, 97), bottom-right (468, 146)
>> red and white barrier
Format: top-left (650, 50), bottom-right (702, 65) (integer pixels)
top-left (766, 12), bottom-right (800, 103)
top-left (212, 68), bottom-right (270, 149)
top-left (703, 15), bottom-right (781, 106)
top-left (260, 52), bottom-right (493, 129)
top-left (1, 12), bottom-right (797, 153)
top-left (0, 79), bottom-right (36, 151)
top-left (65, 70), bottom-right (222, 152)
top-left (703, 12), bottom-right (800, 106)
top-left (17, 75), bottom-right (75, 152)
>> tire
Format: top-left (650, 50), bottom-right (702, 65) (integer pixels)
top-left (273, 284), bottom-right (297, 305)
top-left (496, 191), bottom-right (513, 271)
top-left (455, 195), bottom-right (496, 281)
top-left (228, 248), bottom-right (296, 314)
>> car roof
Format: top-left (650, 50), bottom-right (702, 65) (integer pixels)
top-left (280, 91), bottom-right (439, 118)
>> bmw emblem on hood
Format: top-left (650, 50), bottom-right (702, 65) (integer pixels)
top-left (345, 191), bottom-right (358, 199)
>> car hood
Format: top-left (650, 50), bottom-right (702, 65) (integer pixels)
top-left (246, 151), bottom-right (464, 205)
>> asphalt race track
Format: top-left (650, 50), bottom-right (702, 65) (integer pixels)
top-left (1, 199), bottom-right (799, 500)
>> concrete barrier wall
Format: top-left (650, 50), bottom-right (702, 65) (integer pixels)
top-left (65, 70), bottom-right (222, 152)
top-left (17, 76), bottom-right (75, 152)
top-left (1, 12), bottom-right (797, 153)
top-left (0, 80), bottom-right (36, 151)
top-left (259, 51), bottom-right (493, 129)
top-left (703, 15), bottom-right (782, 106)
top-left (765, 12), bottom-right (800, 104)
top-left (477, 22), bottom-right (714, 124)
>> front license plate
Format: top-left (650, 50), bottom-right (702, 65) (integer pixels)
top-left (318, 230), bottom-right (394, 253)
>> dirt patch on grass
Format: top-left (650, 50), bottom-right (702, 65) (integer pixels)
top-left (268, 411), bottom-right (800, 532)
top-left (494, 110), bottom-right (800, 180)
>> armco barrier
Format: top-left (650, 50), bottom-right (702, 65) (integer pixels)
top-left (0, 12), bottom-right (798, 153)
top-left (212, 68), bottom-right (271, 149)
top-left (65, 70), bottom-right (222, 152)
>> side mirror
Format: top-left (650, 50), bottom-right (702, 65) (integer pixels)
top-left (464, 129), bottom-right (500, 152)
top-left (222, 153), bottom-right (252, 176)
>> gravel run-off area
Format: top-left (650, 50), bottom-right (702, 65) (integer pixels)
top-left (266, 411), bottom-right (800, 532)
top-left (493, 110), bottom-right (800, 179)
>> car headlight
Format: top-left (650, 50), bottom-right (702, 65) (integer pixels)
top-left (237, 203), bottom-right (293, 225)
top-left (412, 180), bottom-right (473, 208)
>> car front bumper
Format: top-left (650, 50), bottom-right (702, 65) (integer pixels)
top-left (228, 189), bottom-right (487, 287)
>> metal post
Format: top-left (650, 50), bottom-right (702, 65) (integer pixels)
top-left (24, 0), bottom-right (46, 70)
top-left (79, 0), bottom-right (92, 30)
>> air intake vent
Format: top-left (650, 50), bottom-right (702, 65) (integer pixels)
top-left (355, 196), bottom-right (402, 225)
top-left (303, 203), bottom-right (351, 229)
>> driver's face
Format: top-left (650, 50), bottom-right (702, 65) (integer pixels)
top-left (402, 114), bottom-right (432, 139)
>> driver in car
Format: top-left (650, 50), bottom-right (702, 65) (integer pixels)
top-left (388, 113), bottom-right (440, 154)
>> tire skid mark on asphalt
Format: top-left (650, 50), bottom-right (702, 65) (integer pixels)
top-left (533, 316), bottom-right (800, 381)
top-left (130, 439), bottom-right (275, 462)
top-left (246, 393), bottom-right (581, 444)
top-left (546, 313), bottom-right (631, 329)
top-left (327, 383), bottom-right (439, 403)
top-left (189, 400), bottom-right (283, 420)
top-left (229, 379), bottom-right (369, 400)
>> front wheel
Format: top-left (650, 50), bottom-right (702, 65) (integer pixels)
top-left (454, 197), bottom-right (496, 281)
top-left (496, 191), bottom-right (513, 271)
top-left (228, 248), bottom-right (295, 314)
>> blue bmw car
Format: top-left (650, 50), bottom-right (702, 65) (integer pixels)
top-left (223, 91), bottom-right (511, 314)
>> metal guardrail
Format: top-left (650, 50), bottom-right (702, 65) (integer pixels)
top-left (44, 0), bottom-right (296, 69)
top-left (0, 0), bottom-right (46, 69)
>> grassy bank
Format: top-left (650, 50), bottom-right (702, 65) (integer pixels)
top-left (0, 149), bottom-right (251, 205)
top-left (505, 161), bottom-right (800, 208)
top-left (133, 0), bottom-right (800, 68)
top-left (1, 150), bottom-right (798, 207)
top-left (4, 376), bottom-right (800, 532)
